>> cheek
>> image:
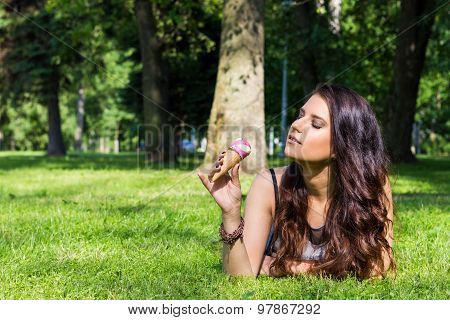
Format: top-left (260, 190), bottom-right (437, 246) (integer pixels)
top-left (303, 130), bottom-right (332, 155)
top-left (305, 129), bottom-right (330, 145)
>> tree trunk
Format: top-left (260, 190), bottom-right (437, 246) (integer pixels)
top-left (134, 0), bottom-right (170, 162)
top-left (327, 0), bottom-right (341, 35)
top-left (384, 0), bottom-right (437, 163)
top-left (294, 0), bottom-right (320, 97)
top-left (99, 137), bottom-right (110, 153)
top-left (74, 87), bottom-right (85, 151)
top-left (46, 72), bottom-right (66, 156)
top-left (114, 126), bottom-right (120, 153)
top-left (10, 137), bottom-right (16, 151)
top-left (204, 0), bottom-right (267, 173)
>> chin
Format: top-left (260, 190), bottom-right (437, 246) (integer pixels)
top-left (283, 146), bottom-right (291, 157)
top-left (284, 147), bottom-right (303, 161)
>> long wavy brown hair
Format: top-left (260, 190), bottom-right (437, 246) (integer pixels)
top-left (269, 83), bottom-right (396, 280)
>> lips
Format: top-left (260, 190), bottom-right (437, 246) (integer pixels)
top-left (288, 134), bottom-right (301, 144)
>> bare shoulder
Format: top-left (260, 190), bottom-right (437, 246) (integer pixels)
top-left (251, 166), bottom-right (287, 189)
top-left (246, 166), bottom-right (288, 219)
top-left (249, 169), bottom-right (274, 193)
top-left (271, 166), bottom-right (288, 186)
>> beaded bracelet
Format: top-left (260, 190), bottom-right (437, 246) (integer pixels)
top-left (219, 217), bottom-right (245, 245)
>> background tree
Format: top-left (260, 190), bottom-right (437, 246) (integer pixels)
top-left (0, 0), bottom-right (447, 158)
top-left (1, 0), bottom-right (67, 155)
top-left (134, 0), bottom-right (170, 161)
top-left (204, 0), bottom-right (267, 173)
top-left (415, 5), bottom-right (449, 155)
top-left (384, 0), bottom-right (439, 163)
top-left (0, 0), bottom-right (110, 155)
top-left (293, 0), bottom-right (321, 96)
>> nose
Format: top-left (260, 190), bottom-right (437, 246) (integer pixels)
top-left (291, 118), bottom-right (304, 133)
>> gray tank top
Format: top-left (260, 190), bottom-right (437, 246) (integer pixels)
top-left (264, 168), bottom-right (326, 261)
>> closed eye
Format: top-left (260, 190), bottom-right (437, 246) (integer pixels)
top-left (295, 114), bottom-right (322, 129)
top-left (297, 108), bottom-right (327, 126)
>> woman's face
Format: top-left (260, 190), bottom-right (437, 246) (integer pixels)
top-left (284, 94), bottom-right (333, 163)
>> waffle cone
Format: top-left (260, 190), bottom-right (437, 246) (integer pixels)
top-left (210, 149), bottom-right (242, 182)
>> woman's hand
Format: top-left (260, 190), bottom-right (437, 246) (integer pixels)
top-left (286, 259), bottom-right (315, 274)
top-left (197, 151), bottom-right (242, 216)
top-left (259, 255), bottom-right (274, 275)
top-left (259, 256), bottom-right (314, 276)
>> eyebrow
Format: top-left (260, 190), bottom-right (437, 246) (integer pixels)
top-left (299, 108), bottom-right (327, 123)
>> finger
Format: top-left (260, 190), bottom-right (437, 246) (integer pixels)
top-left (208, 168), bottom-right (218, 181)
top-left (213, 158), bottom-right (224, 168)
top-left (212, 162), bottom-right (221, 172)
top-left (230, 163), bottom-right (241, 188)
top-left (197, 172), bottom-right (212, 191)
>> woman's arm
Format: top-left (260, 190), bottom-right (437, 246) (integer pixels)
top-left (370, 177), bottom-right (394, 278)
top-left (259, 256), bottom-right (315, 276)
top-left (222, 170), bottom-right (275, 276)
top-left (198, 164), bottom-right (275, 277)
top-left (381, 178), bottom-right (394, 272)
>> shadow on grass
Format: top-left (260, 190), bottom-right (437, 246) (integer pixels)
top-left (390, 156), bottom-right (450, 178)
top-left (393, 193), bottom-right (449, 200)
top-left (0, 152), bottom-right (206, 171)
top-left (83, 204), bottom-right (221, 249)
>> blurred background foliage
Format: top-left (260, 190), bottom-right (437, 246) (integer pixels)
top-left (0, 0), bottom-right (448, 155)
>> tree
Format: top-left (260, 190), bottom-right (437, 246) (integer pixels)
top-left (415, 6), bottom-right (449, 155)
top-left (0, 0), bottom-right (109, 156)
top-left (1, 1), bottom-right (68, 155)
top-left (384, 0), bottom-right (438, 163)
top-left (134, 0), bottom-right (170, 162)
top-left (74, 87), bottom-right (85, 151)
top-left (45, 69), bottom-right (66, 155)
top-left (293, 0), bottom-right (321, 96)
top-left (327, 0), bottom-right (342, 35)
top-left (204, 0), bottom-right (267, 173)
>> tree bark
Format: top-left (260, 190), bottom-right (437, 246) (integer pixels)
top-left (204, 0), bottom-right (267, 173)
top-left (74, 87), bottom-right (85, 151)
top-left (293, 0), bottom-right (320, 97)
top-left (134, 0), bottom-right (170, 162)
top-left (327, 0), bottom-right (341, 35)
top-left (114, 126), bottom-right (120, 153)
top-left (45, 71), bottom-right (66, 156)
top-left (384, 0), bottom-right (437, 163)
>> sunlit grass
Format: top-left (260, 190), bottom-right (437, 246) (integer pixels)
top-left (0, 152), bottom-right (448, 299)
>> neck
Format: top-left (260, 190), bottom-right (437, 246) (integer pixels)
top-left (296, 160), bottom-right (334, 203)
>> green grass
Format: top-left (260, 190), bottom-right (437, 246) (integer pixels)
top-left (0, 151), bottom-right (448, 299)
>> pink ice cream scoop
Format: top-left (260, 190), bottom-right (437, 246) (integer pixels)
top-left (209, 138), bottom-right (252, 182)
top-left (229, 138), bottom-right (252, 159)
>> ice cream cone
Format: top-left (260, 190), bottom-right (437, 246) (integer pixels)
top-left (210, 148), bottom-right (242, 182)
top-left (209, 138), bottom-right (251, 182)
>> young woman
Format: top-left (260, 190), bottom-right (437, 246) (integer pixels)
top-left (198, 83), bottom-right (396, 280)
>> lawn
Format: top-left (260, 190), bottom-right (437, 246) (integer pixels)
top-left (0, 152), bottom-right (448, 299)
